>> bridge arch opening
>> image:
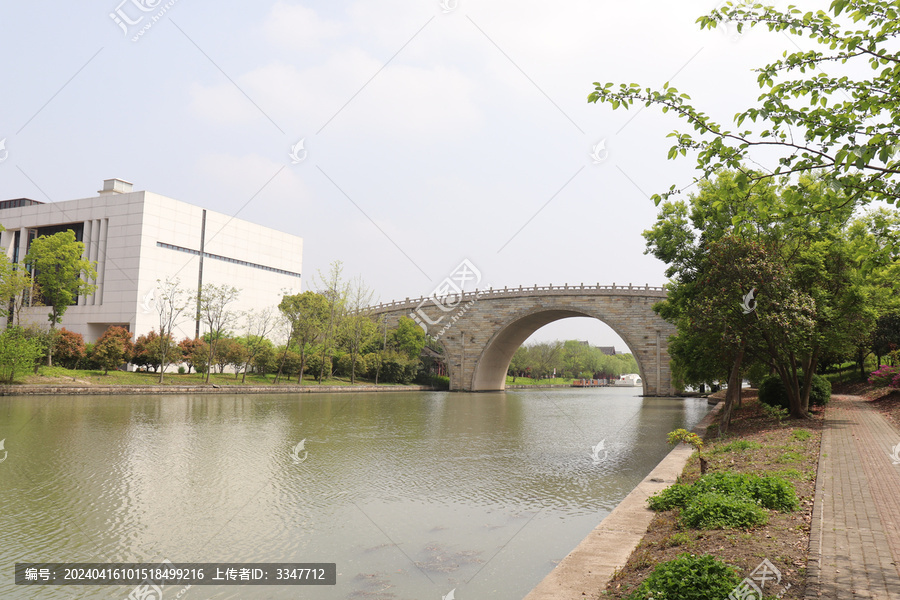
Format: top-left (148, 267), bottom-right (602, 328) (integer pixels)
top-left (470, 307), bottom-right (647, 393)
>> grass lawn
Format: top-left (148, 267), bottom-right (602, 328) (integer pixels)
top-left (16, 366), bottom-right (421, 388)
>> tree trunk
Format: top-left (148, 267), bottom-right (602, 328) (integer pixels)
top-left (858, 349), bottom-right (866, 380)
top-left (274, 342), bottom-right (291, 384)
top-left (799, 348), bottom-right (820, 413)
top-left (158, 339), bottom-right (168, 385)
top-left (47, 322), bottom-right (56, 367)
top-left (719, 344), bottom-right (745, 435)
top-left (298, 344), bottom-right (307, 385)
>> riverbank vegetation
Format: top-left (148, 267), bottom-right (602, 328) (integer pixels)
top-left (601, 389), bottom-right (821, 599)
top-left (506, 340), bottom-right (639, 382)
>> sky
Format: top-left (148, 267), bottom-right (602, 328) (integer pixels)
top-left (0, 0), bottom-right (825, 350)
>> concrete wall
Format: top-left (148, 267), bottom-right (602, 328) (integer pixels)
top-left (0, 188), bottom-right (303, 343)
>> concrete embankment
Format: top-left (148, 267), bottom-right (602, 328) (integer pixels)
top-left (524, 400), bottom-right (722, 600)
top-left (0, 384), bottom-right (435, 396)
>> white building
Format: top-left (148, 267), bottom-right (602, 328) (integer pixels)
top-left (0, 179), bottom-right (302, 342)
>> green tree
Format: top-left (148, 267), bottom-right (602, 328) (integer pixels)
top-left (588, 0), bottom-right (900, 211)
top-left (238, 308), bottom-right (276, 383)
top-left (92, 326), bottom-right (134, 375)
top-left (196, 283), bottom-right (240, 383)
top-left (24, 230), bottom-right (97, 364)
top-left (531, 341), bottom-right (563, 380)
top-left (250, 338), bottom-right (277, 375)
top-left (0, 327), bottom-right (45, 383)
top-left (644, 173), bottom-right (871, 422)
top-left (217, 338), bottom-right (247, 378)
top-left (0, 252), bottom-right (33, 326)
top-left (508, 346), bottom-right (529, 382)
top-left (389, 316), bottom-right (426, 360)
top-left (276, 291), bottom-right (329, 384)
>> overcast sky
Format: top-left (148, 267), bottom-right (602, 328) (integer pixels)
top-left (0, 0), bottom-right (825, 350)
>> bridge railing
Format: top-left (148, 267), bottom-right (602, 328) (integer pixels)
top-left (366, 282), bottom-right (667, 312)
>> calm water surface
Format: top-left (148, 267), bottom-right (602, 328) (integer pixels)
top-left (0, 388), bottom-right (709, 599)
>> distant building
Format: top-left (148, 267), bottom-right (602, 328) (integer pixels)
top-left (0, 179), bottom-right (303, 342)
top-left (597, 346), bottom-right (616, 356)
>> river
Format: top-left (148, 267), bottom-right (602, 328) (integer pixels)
top-left (0, 387), bottom-right (710, 599)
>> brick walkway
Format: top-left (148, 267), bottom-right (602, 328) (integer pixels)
top-left (807, 394), bottom-right (900, 599)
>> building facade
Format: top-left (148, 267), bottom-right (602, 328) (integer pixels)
top-left (0, 179), bottom-right (303, 342)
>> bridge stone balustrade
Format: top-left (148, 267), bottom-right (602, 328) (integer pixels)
top-left (367, 283), bottom-right (677, 396)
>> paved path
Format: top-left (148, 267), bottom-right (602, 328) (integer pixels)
top-left (807, 394), bottom-right (900, 599)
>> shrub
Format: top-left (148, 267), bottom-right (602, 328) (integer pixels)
top-left (624, 553), bottom-right (741, 600)
top-left (648, 472), bottom-right (798, 514)
top-left (53, 328), bottom-right (86, 368)
top-left (759, 373), bottom-right (831, 409)
top-left (179, 338), bottom-right (208, 374)
top-left (744, 475), bottom-right (799, 511)
top-left (761, 402), bottom-right (789, 422)
top-left (415, 373), bottom-right (450, 389)
top-left (178, 366), bottom-right (186, 374)
top-left (869, 365), bottom-right (900, 388)
top-left (335, 353), bottom-right (368, 379)
top-left (305, 352), bottom-right (333, 381)
top-left (92, 326), bottom-right (134, 375)
top-left (648, 482), bottom-right (696, 512)
top-left (377, 350), bottom-right (418, 384)
top-left (679, 492), bottom-right (769, 529)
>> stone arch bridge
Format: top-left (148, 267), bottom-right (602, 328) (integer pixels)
top-left (367, 284), bottom-right (677, 396)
